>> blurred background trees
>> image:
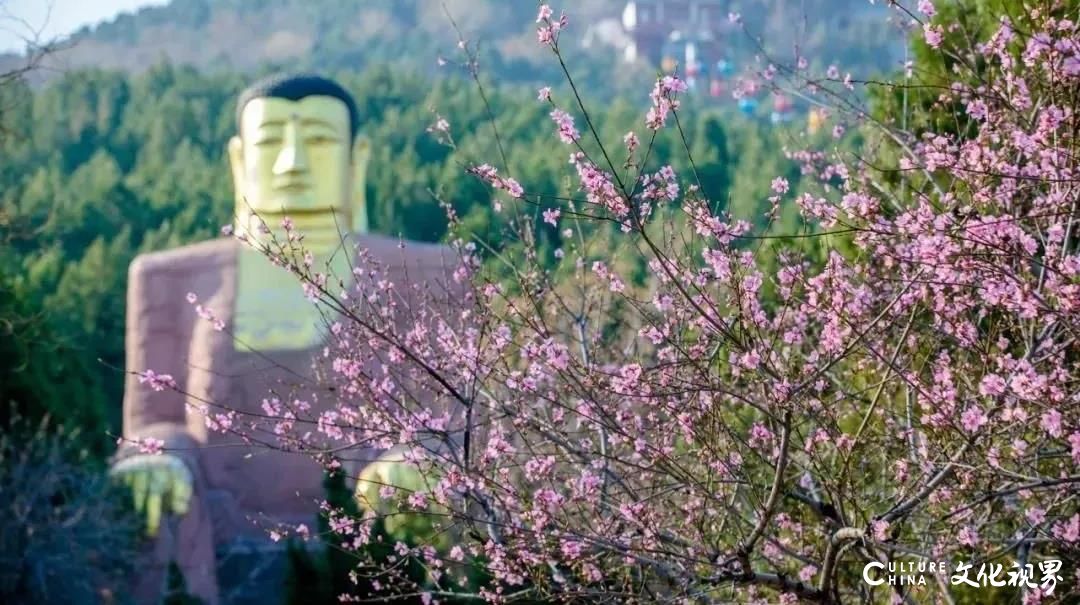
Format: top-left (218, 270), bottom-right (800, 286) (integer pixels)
top-left (0, 59), bottom-right (822, 457)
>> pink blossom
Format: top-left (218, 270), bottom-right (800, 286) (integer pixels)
top-left (1026, 507), bottom-right (1046, 525)
top-left (924, 24), bottom-right (944, 48)
top-left (543, 208), bottom-right (561, 226)
top-left (1065, 55), bottom-right (1080, 76)
top-left (979, 374), bottom-right (1007, 397)
top-left (1040, 409), bottom-right (1063, 438)
top-left (1053, 514), bottom-right (1080, 542)
top-left (960, 406), bottom-right (988, 433)
top-left (957, 526), bottom-right (979, 547)
top-left (504, 177), bottom-right (524, 199)
top-left (645, 75), bottom-right (687, 130)
top-left (871, 519), bottom-right (890, 541)
top-left (560, 540), bottom-right (584, 560)
top-left (739, 349), bottom-right (761, 370)
top-left (407, 491), bottom-right (427, 508)
top-left (138, 369), bottom-right (177, 392)
top-left (550, 109), bottom-right (579, 143)
top-left (748, 422), bottom-right (772, 448)
top-left (137, 437), bottom-right (165, 455)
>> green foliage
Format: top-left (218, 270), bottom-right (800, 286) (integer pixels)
top-left (0, 409), bottom-right (140, 604)
top-left (0, 61), bottom-right (805, 458)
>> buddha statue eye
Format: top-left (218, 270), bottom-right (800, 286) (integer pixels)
top-left (306, 135), bottom-right (338, 146)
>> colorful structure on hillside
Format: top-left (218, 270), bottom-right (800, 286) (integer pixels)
top-left (621, 0), bottom-right (726, 66)
top-left (621, 0), bottom-right (809, 126)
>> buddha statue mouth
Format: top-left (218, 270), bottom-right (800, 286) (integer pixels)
top-left (264, 189), bottom-right (317, 211)
top-left (274, 182), bottom-right (311, 194)
top-left (253, 206), bottom-right (349, 221)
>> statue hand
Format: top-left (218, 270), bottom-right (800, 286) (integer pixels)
top-left (109, 453), bottom-right (193, 537)
top-left (355, 449), bottom-right (448, 549)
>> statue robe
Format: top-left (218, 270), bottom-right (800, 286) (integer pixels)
top-left (119, 233), bottom-right (460, 604)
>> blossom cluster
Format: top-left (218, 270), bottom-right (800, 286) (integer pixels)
top-left (166, 3), bottom-right (1080, 603)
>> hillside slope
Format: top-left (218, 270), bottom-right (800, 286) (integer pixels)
top-left (2, 0), bottom-right (904, 87)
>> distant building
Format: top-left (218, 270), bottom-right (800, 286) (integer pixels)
top-left (582, 18), bottom-right (636, 60)
top-left (621, 0), bottom-right (727, 66)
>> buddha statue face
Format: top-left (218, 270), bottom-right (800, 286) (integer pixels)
top-left (228, 74), bottom-right (369, 249)
top-left (227, 75), bottom-right (370, 351)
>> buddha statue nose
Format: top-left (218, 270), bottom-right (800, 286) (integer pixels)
top-left (272, 116), bottom-right (310, 179)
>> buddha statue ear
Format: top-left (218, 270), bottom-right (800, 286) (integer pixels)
top-left (227, 136), bottom-right (247, 226)
top-left (351, 135), bottom-right (371, 234)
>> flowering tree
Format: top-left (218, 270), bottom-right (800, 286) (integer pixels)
top-left (151, 1), bottom-right (1080, 603)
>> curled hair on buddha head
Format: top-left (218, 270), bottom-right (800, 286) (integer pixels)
top-left (236, 72), bottom-right (361, 141)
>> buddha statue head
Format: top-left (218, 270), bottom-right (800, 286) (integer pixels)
top-left (228, 73), bottom-right (370, 251)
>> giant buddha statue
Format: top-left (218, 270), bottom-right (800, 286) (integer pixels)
top-left (110, 74), bottom-right (459, 604)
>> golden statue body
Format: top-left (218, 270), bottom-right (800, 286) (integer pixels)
top-left (110, 74), bottom-right (457, 604)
